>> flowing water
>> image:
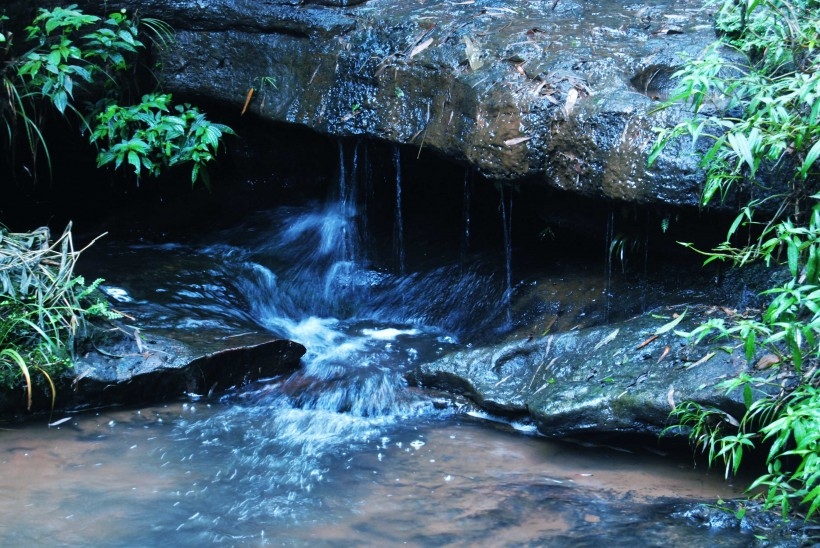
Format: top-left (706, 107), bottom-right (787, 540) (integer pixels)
top-left (0, 161), bottom-right (757, 545)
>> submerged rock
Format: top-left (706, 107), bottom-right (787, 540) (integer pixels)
top-left (410, 306), bottom-right (754, 437)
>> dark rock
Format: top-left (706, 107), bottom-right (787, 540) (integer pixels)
top-left (0, 326), bottom-right (305, 417)
top-left (410, 305), bottom-right (757, 437)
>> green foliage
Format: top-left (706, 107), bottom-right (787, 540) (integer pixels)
top-left (650, 0), bottom-right (820, 210)
top-left (1, 4), bottom-right (233, 186)
top-left (651, 0), bottom-right (820, 519)
top-left (669, 373), bottom-right (820, 519)
top-left (0, 224), bottom-right (117, 409)
top-left (91, 93), bottom-right (234, 186)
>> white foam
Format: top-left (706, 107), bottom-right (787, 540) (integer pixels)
top-left (361, 327), bottom-right (420, 340)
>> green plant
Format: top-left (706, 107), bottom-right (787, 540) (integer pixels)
top-left (1, 5), bottom-right (233, 186)
top-left (90, 92), bottom-right (233, 186)
top-left (669, 372), bottom-right (820, 518)
top-left (651, 0), bottom-right (820, 519)
top-left (0, 224), bottom-right (117, 410)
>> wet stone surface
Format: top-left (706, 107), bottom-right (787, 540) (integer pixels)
top-left (54, 0), bottom-right (722, 206)
top-left (411, 305), bottom-right (763, 437)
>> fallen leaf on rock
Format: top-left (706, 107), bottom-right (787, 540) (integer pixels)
top-left (504, 136), bottom-right (531, 146)
top-left (755, 354), bottom-right (781, 370)
top-left (241, 88), bottom-right (254, 116)
top-left (409, 37), bottom-right (434, 59)
top-left (563, 88), bottom-right (578, 117)
top-left (657, 345), bottom-right (670, 363)
top-left (593, 328), bottom-right (619, 350)
top-left (636, 334), bottom-right (658, 349)
top-left (463, 36), bottom-right (483, 70)
top-left (685, 351), bottom-right (716, 369)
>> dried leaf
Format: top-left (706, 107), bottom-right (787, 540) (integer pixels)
top-left (409, 37), bottom-right (434, 59)
top-left (563, 88), bottom-right (578, 117)
top-left (504, 136), bottom-right (531, 146)
top-left (240, 88), bottom-right (254, 116)
top-left (636, 334), bottom-right (658, 349)
top-left (685, 351), bottom-right (716, 369)
top-left (657, 345), bottom-right (670, 363)
top-left (463, 36), bottom-right (483, 70)
top-left (755, 354), bottom-right (781, 370)
top-left (593, 328), bottom-right (619, 350)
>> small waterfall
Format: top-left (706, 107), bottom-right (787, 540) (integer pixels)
top-left (499, 185), bottom-right (513, 324)
top-left (604, 208), bottom-right (614, 321)
top-left (360, 141), bottom-right (373, 256)
top-left (461, 168), bottom-right (471, 260)
top-left (393, 146), bottom-right (406, 275)
top-left (297, 140), bottom-right (361, 307)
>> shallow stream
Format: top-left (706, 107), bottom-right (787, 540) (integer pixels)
top-left (1, 147), bottom-right (757, 545)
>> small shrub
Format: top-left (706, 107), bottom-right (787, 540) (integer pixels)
top-left (1, 4), bottom-right (234, 186)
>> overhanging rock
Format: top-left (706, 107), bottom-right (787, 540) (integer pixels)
top-left (57, 0), bottom-right (719, 206)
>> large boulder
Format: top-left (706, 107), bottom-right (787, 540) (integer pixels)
top-left (47, 0), bottom-right (718, 206)
top-left (410, 305), bottom-right (755, 437)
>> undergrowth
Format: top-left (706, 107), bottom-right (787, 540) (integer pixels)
top-left (0, 224), bottom-right (116, 410)
top-left (652, 0), bottom-right (820, 520)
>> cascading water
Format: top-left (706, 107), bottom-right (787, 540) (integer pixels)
top-left (78, 146), bottom-right (521, 530)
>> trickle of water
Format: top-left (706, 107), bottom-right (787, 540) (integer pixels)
top-left (604, 208), bottom-right (614, 322)
top-left (461, 167), bottom-right (471, 259)
top-left (499, 185), bottom-right (513, 325)
top-left (393, 146), bottom-right (406, 275)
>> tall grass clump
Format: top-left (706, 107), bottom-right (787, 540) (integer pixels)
top-left (0, 224), bottom-right (115, 409)
top-left (651, 0), bottom-right (820, 519)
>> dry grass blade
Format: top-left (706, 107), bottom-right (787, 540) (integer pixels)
top-left (34, 365), bottom-right (56, 415)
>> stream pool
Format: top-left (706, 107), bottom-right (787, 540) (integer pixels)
top-left (1, 154), bottom-right (760, 545)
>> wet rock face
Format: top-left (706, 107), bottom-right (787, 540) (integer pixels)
top-left (55, 0), bottom-right (717, 206)
top-left (410, 306), bottom-right (753, 438)
top-left (0, 327), bottom-right (306, 417)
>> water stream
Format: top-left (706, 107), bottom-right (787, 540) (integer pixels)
top-left (0, 158), bottom-right (756, 545)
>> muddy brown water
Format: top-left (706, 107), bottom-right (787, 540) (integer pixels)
top-left (0, 402), bottom-right (750, 546)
